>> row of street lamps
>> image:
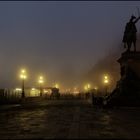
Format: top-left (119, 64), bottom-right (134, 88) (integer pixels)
top-left (19, 68), bottom-right (110, 98)
top-left (84, 75), bottom-right (110, 95)
top-left (20, 69), bottom-right (45, 98)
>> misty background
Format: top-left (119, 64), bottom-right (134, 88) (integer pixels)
top-left (0, 1), bottom-right (140, 90)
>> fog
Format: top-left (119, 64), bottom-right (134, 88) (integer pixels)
top-left (0, 2), bottom-right (140, 90)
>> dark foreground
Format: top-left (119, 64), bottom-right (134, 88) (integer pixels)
top-left (0, 99), bottom-right (140, 139)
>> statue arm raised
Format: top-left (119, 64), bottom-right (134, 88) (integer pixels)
top-left (134, 16), bottom-right (140, 23)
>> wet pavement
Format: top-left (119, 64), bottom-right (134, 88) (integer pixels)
top-left (0, 99), bottom-right (140, 139)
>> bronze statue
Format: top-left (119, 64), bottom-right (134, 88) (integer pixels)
top-left (123, 15), bottom-right (140, 52)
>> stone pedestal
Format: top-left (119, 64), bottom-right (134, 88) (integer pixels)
top-left (105, 51), bottom-right (140, 107)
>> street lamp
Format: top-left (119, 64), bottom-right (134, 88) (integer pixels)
top-left (103, 75), bottom-right (109, 96)
top-left (54, 83), bottom-right (59, 89)
top-left (85, 84), bottom-right (91, 90)
top-left (87, 84), bottom-right (91, 90)
top-left (20, 69), bottom-right (27, 98)
top-left (84, 83), bottom-right (91, 91)
top-left (84, 83), bottom-right (91, 99)
top-left (38, 76), bottom-right (44, 97)
top-left (84, 85), bottom-right (88, 91)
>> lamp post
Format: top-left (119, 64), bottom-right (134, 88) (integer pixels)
top-left (84, 83), bottom-right (91, 99)
top-left (54, 83), bottom-right (59, 89)
top-left (20, 69), bottom-right (27, 98)
top-left (87, 84), bottom-right (91, 90)
top-left (38, 76), bottom-right (44, 97)
top-left (103, 75), bottom-right (109, 96)
top-left (84, 83), bottom-right (91, 91)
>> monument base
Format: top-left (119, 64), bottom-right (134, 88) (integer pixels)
top-left (104, 51), bottom-right (140, 107)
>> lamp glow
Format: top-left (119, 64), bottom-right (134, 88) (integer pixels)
top-left (55, 83), bottom-right (59, 88)
top-left (19, 68), bottom-right (27, 98)
top-left (38, 76), bottom-right (44, 97)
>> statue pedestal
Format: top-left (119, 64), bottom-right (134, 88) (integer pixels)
top-left (105, 51), bottom-right (140, 107)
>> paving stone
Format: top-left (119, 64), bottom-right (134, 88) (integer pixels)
top-left (0, 99), bottom-right (140, 139)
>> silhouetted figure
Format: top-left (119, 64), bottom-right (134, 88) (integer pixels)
top-left (123, 15), bottom-right (140, 52)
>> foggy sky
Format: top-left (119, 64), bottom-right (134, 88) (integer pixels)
top-left (0, 1), bottom-right (140, 88)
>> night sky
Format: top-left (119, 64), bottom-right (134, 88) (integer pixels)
top-left (0, 1), bottom-right (140, 89)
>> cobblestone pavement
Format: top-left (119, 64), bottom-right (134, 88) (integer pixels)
top-left (0, 99), bottom-right (140, 139)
